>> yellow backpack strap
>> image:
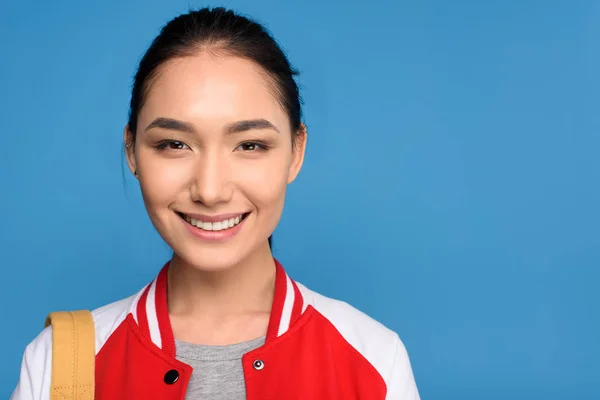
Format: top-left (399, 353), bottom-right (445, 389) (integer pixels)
top-left (44, 310), bottom-right (95, 400)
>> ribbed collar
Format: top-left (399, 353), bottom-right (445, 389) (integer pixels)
top-left (129, 258), bottom-right (306, 357)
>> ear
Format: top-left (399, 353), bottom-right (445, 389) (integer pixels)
top-left (124, 125), bottom-right (138, 178)
top-left (287, 123), bottom-right (308, 184)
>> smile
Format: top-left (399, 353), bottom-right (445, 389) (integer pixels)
top-left (179, 212), bottom-right (249, 232)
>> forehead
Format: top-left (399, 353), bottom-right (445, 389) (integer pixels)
top-left (138, 53), bottom-right (288, 131)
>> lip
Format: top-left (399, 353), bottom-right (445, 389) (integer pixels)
top-left (179, 212), bottom-right (248, 242)
top-left (180, 212), bottom-right (248, 223)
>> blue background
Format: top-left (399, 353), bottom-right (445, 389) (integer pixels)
top-left (1, 0), bottom-right (598, 398)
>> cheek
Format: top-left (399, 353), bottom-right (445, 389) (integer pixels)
top-left (137, 154), bottom-right (190, 213)
top-left (235, 151), bottom-right (290, 212)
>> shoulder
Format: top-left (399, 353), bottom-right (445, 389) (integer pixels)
top-left (298, 281), bottom-right (401, 351)
top-left (18, 292), bottom-right (138, 359)
top-left (10, 292), bottom-right (140, 399)
top-left (297, 282), bottom-right (420, 399)
top-left (90, 292), bottom-right (141, 352)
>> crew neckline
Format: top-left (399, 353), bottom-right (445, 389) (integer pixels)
top-left (175, 336), bottom-right (266, 361)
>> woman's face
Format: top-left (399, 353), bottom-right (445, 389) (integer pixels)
top-left (125, 53), bottom-right (306, 271)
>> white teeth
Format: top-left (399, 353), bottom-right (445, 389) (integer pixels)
top-left (184, 214), bottom-right (245, 231)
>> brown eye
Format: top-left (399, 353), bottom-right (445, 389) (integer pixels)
top-left (241, 143), bottom-right (257, 151)
top-left (235, 142), bottom-right (267, 152)
top-left (156, 140), bottom-right (189, 151)
top-left (168, 141), bottom-right (186, 150)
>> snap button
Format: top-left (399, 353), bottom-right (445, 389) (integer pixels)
top-left (164, 369), bottom-right (179, 384)
top-left (253, 359), bottom-right (265, 371)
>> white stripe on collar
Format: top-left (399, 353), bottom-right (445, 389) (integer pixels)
top-left (277, 274), bottom-right (295, 337)
top-left (145, 278), bottom-right (162, 349)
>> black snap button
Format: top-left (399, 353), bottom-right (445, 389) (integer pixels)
top-left (253, 359), bottom-right (265, 371)
top-left (164, 369), bottom-right (179, 384)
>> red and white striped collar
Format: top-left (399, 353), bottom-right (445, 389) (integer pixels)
top-left (129, 258), bottom-right (306, 357)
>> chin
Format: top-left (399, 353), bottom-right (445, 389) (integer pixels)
top-left (173, 243), bottom-right (252, 272)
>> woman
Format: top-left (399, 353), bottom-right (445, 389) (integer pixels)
top-left (12, 7), bottom-right (420, 399)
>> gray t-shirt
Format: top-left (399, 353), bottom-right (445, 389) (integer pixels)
top-left (175, 336), bottom-right (266, 400)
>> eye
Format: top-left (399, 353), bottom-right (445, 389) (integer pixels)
top-left (156, 140), bottom-right (189, 151)
top-left (236, 142), bottom-right (267, 152)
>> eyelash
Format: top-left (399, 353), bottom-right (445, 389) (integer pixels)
top-left (155, 140), bottom-right (189, 151)
top-left (235, 141), bottom-right (269, 152)
top-left (154, 140), bottom-right (269, 152)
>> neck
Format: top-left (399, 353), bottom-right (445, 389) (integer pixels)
top-left (167, 244), bottom-right (276, 318)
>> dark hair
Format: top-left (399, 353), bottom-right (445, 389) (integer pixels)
top-left (128, 7), bottom-right (303, 250)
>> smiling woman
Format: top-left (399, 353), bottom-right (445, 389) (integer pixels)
top-left (125, 50), bottom-right (301, 272)
top-left (11, 7), bottom-right (419, 400)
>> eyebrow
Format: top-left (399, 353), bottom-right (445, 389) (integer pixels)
top-left (144, 117), bottom-right (279, 134)
top-left (145, 118), bottom-right (195, 133)
top-left (225, 119), bottom-right (279, 134)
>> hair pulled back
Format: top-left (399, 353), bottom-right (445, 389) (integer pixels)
top-left (128, 7), bottom-right (302, 138)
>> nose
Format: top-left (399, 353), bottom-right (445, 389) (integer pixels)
top-left (189, 151), bottom-right (233, 207)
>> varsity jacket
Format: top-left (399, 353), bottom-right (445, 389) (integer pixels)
top-left (11, 260), bottom-right (420, 399)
